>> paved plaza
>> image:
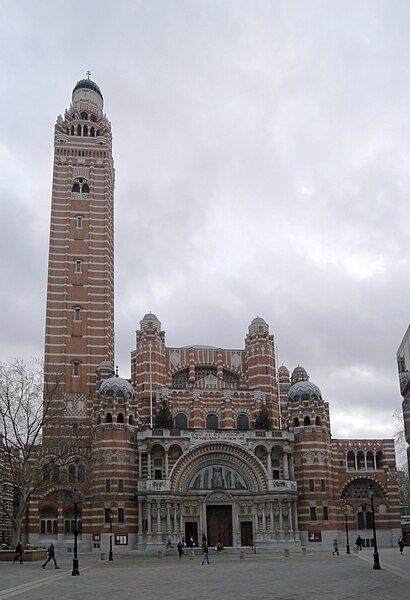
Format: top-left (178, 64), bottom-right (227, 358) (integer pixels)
top-left (0, 548), bottom-right (409, 600)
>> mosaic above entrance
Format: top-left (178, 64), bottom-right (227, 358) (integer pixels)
top-left (188, 465), bottom-right (248, 490)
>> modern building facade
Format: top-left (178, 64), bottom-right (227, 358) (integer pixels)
top-left (20, 78), bottom-right (402, 553)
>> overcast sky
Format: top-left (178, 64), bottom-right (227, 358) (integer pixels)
top-left (0, 0), bottom-right (409, 447)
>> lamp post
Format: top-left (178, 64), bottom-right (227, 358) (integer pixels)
top-left (343, 505), bottom-right (351, 554)
top-left (71, 489), bottom-right (81, 576)
top-left (368, 483), bottom-right (381, 570)
top-left (108, 508), bottom-right (113, 561)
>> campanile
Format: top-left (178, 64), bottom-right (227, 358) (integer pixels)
top-left (44, 75), bottom-right (114, 440)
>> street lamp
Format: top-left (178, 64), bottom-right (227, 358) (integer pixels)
top-left (368, 483), bottom-right (381, 570)
top-left (343, 505), bottom-right (351, 554)
top-left (71, 489), bottom-right (81, 576)
top-left (108, 508), bottom-right (113, 561)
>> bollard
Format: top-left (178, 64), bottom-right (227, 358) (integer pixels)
top-left (157, 550), bottom-right (163, 559)
top-left (301, 547), bottom-right (306, 555)
top-left (239, 550), bottom-right (245, 559)
top-left (100, 552), bottom-right (107, 561)
top-left (283, 549), bottom-right (289, 558)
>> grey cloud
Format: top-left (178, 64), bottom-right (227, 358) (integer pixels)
top-left (1, 0), bottom-right (409, 441)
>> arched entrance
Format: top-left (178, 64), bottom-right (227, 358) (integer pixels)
top-left (205, 491), bottom-right (234, 546)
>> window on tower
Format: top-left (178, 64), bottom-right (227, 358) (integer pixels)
top-left (82, 183), bottom-right (89, 194)
top-left (90, 127), bottom-right (95, 137)
top-left (73, 362), bottom-right (80, 377)
top-left (72, 182), bottom-right (80, 193)
top-left (83, 125), bottom-right (88, 136)
top-left (76, 215), bottom-right (83, 228)
top-left (75, 260), bottom-right (82, 273)
top-left (80, 112), bottom-right (88, 120)
top-left (74, 308), bottom-right (81, 321)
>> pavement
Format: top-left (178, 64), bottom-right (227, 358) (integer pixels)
top-left (0, 547), bottom-right (408, 599)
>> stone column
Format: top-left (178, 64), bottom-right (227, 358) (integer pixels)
top-left (373, 452), bottom-right (377, 470)
top-left (289, 454), bottom-right (295, 479)
top-left (166, 502), bottom-right (171, 533)
top-left (293, 499), bottom-right (299, 530)
top-left (262, 503), bottom-right (266, 531)
top-left (147, 501), bottom-right (152, 534)
top-left (279, 500), bottom-right (283, 531)
top-left (165, 449), bottom-right (169, 479)
top-left (288, 501), bottom-right (293, 531)
top-left (364, 452), bottom-right (368, 470)
top-left (173, 503), bottom-right (177, 534)
top-left (283, 453), bottom-right (290, 479)
top-left (57, 503), bottom-right (64, 541)
top-left (354, 451), bottom-right (358, 471)
top-left (156, 499), bottom-right (161, 534)
top-left (138, 499), bottom-right (143, 534)
top-left (269, 503), bottom-right (274, 532)
top-left (267, 451), bottom-right (272, 477)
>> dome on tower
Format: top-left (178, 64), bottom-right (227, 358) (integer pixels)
top-left (248, 316), bottom-right (269, 334)
top-left (291, 365), bottom-right (309, 384)
top-left (140, 312), bottom-right (161, 331)
top-left (98, 376), bottom-right (135, 399)
top-left (72, 78), bottom-right (103, 100)
top-left (288, 380), bottom-right (322, 403)
top-left (278, 365), bottom-right (290, 382)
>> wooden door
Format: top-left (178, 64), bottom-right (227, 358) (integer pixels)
top-left (206, 505), bottom-right (233, 546)
top-left (240, 521), bottom-right (253, 546)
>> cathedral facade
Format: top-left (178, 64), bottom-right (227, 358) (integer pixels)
top-left (22, 78), bottom-right (401, 553)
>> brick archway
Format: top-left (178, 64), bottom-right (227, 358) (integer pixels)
top-left (169, 441), bottom-right (268, 493)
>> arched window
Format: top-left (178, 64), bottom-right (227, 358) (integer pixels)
top-left (341, 478), bottom-right (385, 500)
top-left (304, 415), bottom-right (311, 426)
top-left (174, 413), bottom-right (188, 429)
top-left (117, 413), bottom-right (124, 423)
top-left (72, 182), bottom-right (80, 193)
top-left (366, 511), bottom-right (373, 528)
top-left (347, 451), bottom-right (355, 470)
top-left (76, 215), bottom-right (83, 228)
top-left (68, 464), bottom-right (76, 483)
top-left (82, 183), bottom-right (89, 194)
top-left (293, 417), bottom-right (300, 427)
top-left (315, 416), bottom-right (321, 426)
top-left (83, 125), bottom-right (88, 136)
top-left (78, 464), bottom-right (85, 483)
top-left (206, 413), bottom-right (219, 430)
top-left (106, 412), bottom-right (112, 423)
top-left (237, 414), bottom-right (249, 430)
top-left (357, 511), bottom-right (365, 530)
top-left (376, 451), bottom-right (383, 469)
top-left (70, 125), bottom-right (74, 135)
top-left (129, 415), bottom-right (134, 425)
top-left (75, 260), bottom-right (82, 274)
top-left (40, 520), bottom-right (46, 534)
top-left (90, 127), bottom-right (95, 137)
top-left (90, 114), bottom-right (97, 122)
top-left (80, 112), bottom-right (88, 120)
top-left (97, 130), bottom-right (101, 136)
top-left (77, 124), bottom-right (82, 136)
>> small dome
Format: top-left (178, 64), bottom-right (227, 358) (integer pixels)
top-left (248, 316), bottom-right (269, 334)
top-left (99, 376), bottom-right (135, 399)
top-left (72, 78), bottom-right (103, 100)
top-left (291, 365), bottom-right (309, 383)
top-left (278, 364), bottom-right (290, 382)
top-left (288, 380), bottom-right (322, 403)
top-left (97, 361), bottom-right (114, 373)
top-left (140, 312), bottom-right (161, 331)
top-left (278, 365), bottom-right (289, 373)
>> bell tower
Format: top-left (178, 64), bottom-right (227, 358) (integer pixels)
top-left (43, 74), bottom-right (115, 442)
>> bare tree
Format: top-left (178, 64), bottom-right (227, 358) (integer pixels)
top-left (0, 359), bottom-right (77, 546)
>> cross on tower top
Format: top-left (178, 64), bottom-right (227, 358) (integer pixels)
top-left (86, 70), bottom-right (91, 80)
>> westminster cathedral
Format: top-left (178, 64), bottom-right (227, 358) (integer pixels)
top-left (10, 77), bottom-right (401, 553)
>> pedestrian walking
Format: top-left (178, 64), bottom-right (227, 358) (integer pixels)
top-left (356, 536), bottom-right (363, 551)
top-left (13, 541), bottom-right (24, 564)
top-left (201, 541), bottom-right (209, 565)
top-left (332, 538), bottom-right (339, 556)
top-left (177, 540), bottom-right (184, 559)
top-left (166, 538), bottom-right (174, 549)
top-left (42, 543), bottom-right (60, 569)
top-left (398, 537), bottom-right (405, 555)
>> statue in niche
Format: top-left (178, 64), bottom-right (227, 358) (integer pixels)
top-left (225, 469), bottom-right (232, 489)
top-left (203, 469), bottom-right (209, 489)
top-left (234, 473), bottom-right (246, 489)
top-left (212, 466), bottom-right (224, 489)
top-left (192, 473), bottom-right (201, 490)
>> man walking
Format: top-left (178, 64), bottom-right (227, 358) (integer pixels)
top-left (13, 540), bottom-right (24, 564)
top-left (42, 543), bottom-right (60, 569)
top-left (201, 541), bottom-right (209, 565)
top-left (177, 540), bottom-right (184, 559)
top-left (398, 537), bottom-right (405, 555)
top-left (332, 538), bottom-right (339, 556)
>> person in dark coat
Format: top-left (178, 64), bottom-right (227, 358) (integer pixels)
top-left (356, 536), bottom-right (363, 551)
top-left (177, 540), bottom-right (184, 559)
top-left (201, 541), bottom-right (209, 565)
top-left (42, 543), bottom-right (59, 569)
top-left (13, 541), bottom-right (24, 564)
top-left (398, 537), bottom-right (405, 554)
top-left (332, 539), bottom-right (339, 556)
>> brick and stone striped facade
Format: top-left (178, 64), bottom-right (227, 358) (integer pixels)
top-left (20, 78), bottom-right (401, 553)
